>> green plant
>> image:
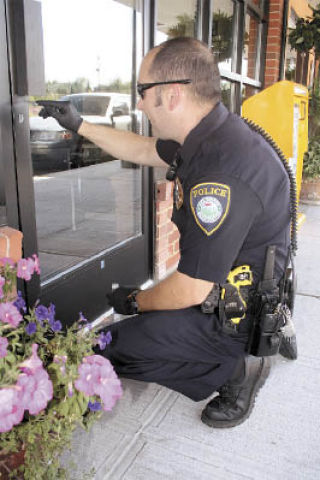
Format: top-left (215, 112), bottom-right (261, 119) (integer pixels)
top-left (288, 5), bottom-right (320, 58)
top-left (0, 256), bottom-right (122, 479)
top-left (303, 137), bottom-right (320, 179)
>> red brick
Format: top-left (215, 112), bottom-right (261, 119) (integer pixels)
top-left (266, 44), bottom-right (281, 53)
top-left (155, 249), bottom-right (169, 263)
top-left (269, 12), bottom-right (282, 21)
top-left (168, 230), bottom-right (180, 243)
top-left (155, 237), bottom-right (169, 254)
top-left (156, 211), bottom-right (169, 226)
top-left (155, 181), bottom-right (173, 201)
top-left (173, 239), bottom-right (180, 253)
top-left (166, 253), bottom-right (180, 270)
top-left (156, 224), bottom-right (168, 239)
top-left (266, 59), bottom-right (279, 67)
top-left (155, 198), bottom-right (173, 210)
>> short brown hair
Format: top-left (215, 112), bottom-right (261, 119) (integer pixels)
top-left (149, 37), bottom-right (221, 105)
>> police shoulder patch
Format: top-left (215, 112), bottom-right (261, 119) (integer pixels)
top-left (190, 182), bottom-right (230, 236)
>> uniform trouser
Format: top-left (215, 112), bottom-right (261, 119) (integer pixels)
top-left (98, 307), bottom-right (248, 401)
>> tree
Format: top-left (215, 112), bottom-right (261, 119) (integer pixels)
top-left (289, 5), bottom-right (320, 84)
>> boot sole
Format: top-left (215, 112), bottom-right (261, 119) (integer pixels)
top-left (201, 357), bottom-right (272, 428)
top-left (279, 337), bottom-right (298, 360)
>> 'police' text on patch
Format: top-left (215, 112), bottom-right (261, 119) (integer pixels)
top-left (190, 182), bottom-right (230, 235)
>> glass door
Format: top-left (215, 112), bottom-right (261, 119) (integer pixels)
top-left (7, 0), bottom-right (151, 324)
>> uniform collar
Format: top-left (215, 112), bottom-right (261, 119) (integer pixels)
top-left (178, 102), bottom-right (229, 177)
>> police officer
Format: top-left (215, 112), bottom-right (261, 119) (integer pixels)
top-left (38, 37), bottom-right (293, 428)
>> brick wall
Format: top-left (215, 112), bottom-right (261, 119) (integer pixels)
top-left (154, 181), bottom-right (180, 280)
top-left (264, 0), bottom-right (284, 88)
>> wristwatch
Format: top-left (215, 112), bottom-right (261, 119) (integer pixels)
top-left (127, 289), bottom-right (140, 314)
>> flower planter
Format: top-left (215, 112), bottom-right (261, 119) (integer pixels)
top-left (300, 177), bottom-right (320, 204)
top-left (0, 447), bottom-right (25, 479)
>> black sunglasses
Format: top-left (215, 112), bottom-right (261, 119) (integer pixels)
top-left (137, 79), bottom-right (192, 99)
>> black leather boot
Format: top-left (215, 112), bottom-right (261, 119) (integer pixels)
top-left (279, 315), bottom-right (298, 360)
top-left (201, 356), bottom-right (272, 428)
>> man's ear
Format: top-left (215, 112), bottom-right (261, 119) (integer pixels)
top-left (167, 85), bottom-right (181, 111)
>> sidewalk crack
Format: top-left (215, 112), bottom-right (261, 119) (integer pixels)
top-left (297, 292), bottom-right (320, 301)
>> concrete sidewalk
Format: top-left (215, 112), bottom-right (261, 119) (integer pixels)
top-left (62, 203), bottom-right (320, 480)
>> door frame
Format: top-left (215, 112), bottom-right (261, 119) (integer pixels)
top-left (3, 0), bottom-right (153, 324)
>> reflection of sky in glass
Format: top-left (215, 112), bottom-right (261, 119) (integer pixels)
top-left (40, 0), bottom-right (140, 86)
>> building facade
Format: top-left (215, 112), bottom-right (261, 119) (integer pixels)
top-left (0, 0), bottom-right (312, 324)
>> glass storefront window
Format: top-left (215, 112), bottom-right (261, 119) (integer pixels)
top-left (285, 9), bottom-right (298, 82)
top-left (155, 0), bottom-right (197, 44)
top-left (211, 0), bottom-right (236, 73)
top-left (242, 11), bottom-right (259, 79)
top-left (220, 79), bottom-right (233, 110)
top-left (242, 84), bottom-right (259, 103)
top-left (28, 0), bottom-right (143, 282)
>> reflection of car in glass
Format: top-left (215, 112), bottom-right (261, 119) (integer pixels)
top-left (30, 93), bottom-right (135, 174)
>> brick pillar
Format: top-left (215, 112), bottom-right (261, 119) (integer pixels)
top-left (0, 227), bottom-right (23, 301)
top-left (247, 16), bottom-right (258, 79)
top-left (154, 181), bottom-right (180, 281)
top-left (0, 227), bottom-right (23, 263)
top-left (264, 0), bottom-right (284, 88)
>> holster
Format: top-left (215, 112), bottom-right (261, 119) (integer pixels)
top-left (246, 246), bottom-right (284, 357)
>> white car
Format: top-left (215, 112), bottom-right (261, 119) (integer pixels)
top-left (30, 92), bottom-right (139, 173)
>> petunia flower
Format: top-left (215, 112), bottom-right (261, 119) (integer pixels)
top-left (47, 303), bottom-right (56, 323)
top-left (17, 368), bottom-right (53, 415)
top-left (20, 343), bottom-right (42, 372)
top-left (0, 302), bottom-right (23, 327)
top-left (32, 254), bottom-right (41, 275)
top-left (35, 305), bottom-right (49, 325)
top-left (50, 319), bottom-right (62, 332)
top-left (97, 331), bottom-right (112, 350)
top-left (53, 354), bottom-right (67, 375)
top-left (26, 322), bottom-right (37, 335)
top-left (0, 388), bottom-right (24, 433)
top-left (79, 311), bottom-right (88, 323)
top-left (68, 382), bottom-right (73, 397)
top-left (17, 258), bottom-right (35, 281)
top-left (14, 291), bottom-right (27, 313)
top-left (0, 336), bottom-right (8, 358)
top-left (0, 276), bottom-right (5, 299)
top-left (88, 401), bottom-right (102, 412)
top-left (74, 355), bottom-right (122, 411)
top-left (0, 257), bottom-right (14, 267)
top-left (17, 344), bottom-right (53, 415)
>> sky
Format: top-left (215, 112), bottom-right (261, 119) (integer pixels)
top-left (39, 0), bottom-right (143, 87)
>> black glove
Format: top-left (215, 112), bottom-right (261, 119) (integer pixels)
top-left (107, 286), bottom-right (140, 315)
top-left (37, 100), bottom-right (83, 133)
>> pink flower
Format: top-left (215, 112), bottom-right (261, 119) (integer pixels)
top-left (0, 336), bottom-right (8, 358)
top-left (17, 344), bottom-right (53, 415)
top-left (0, 388), bottom-right (24, 433)
top-left (53, 354), bottom-right (67, 375)
top-left (32, 254), bottom-right (41, 275)
top-left (0, 275), bottom-right (5, 299)
top-left (0, 302), bottom-right (23, 327)
top-left (68, 381), bottom-right (73, 397)
top-left (20, 343), bottom-right (42, 372)
top-left (75, 355), bottom-right (122, 411)
top-left (17, 258), bottom-right (34, 281)
top-left (0, 257), bottom-right (14, 267)
top-left (16, 369), bottom-right (53, 415)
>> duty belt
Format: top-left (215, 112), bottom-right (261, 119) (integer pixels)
top-left (201, 265), bottom-right (253, 334)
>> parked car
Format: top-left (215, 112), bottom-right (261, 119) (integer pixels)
top-left (30, 92), bottom-right (137, 174)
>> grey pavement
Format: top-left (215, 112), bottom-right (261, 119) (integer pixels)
top-left (61, 203), bottom-right (320, 480)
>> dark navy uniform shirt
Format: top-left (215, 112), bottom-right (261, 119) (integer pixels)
top-left (156, 102), bottom-right (291, 285)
